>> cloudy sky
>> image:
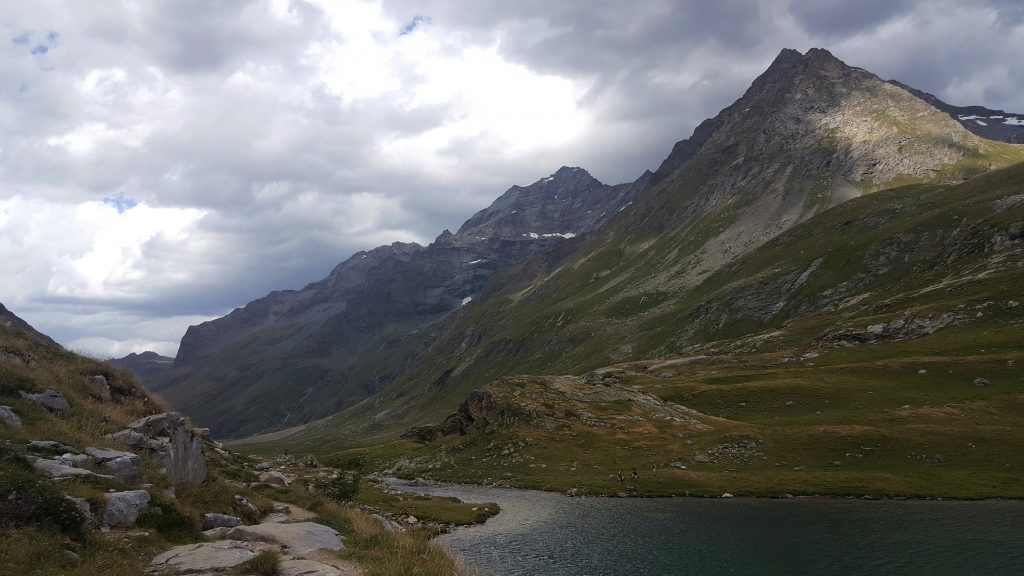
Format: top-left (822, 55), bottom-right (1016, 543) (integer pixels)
top-left (1, 0), bottom-right (1021, 357)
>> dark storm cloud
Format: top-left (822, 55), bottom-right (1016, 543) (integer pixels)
top-left (0, 0), bottom-right (1021, 356)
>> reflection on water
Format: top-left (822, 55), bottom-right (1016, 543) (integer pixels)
top-left (389, 479), bottom-right (1024, 576)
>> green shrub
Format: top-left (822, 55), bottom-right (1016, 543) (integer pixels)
top-left (0, 467), bottom-right (85, 537)
top-left (135, 491), bottom-right (200, 541)
top-left (310, 473), bottom-right (360, 502)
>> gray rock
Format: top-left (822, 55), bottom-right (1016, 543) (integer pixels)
top-left (370, 514), bottom-right (401, 533)
top-left (61, 550), bottom-right (81, 563)
top-left (0, 406), bottom-right (22, 427)
top-left (255, 462), bottom-right (271, 471)
top-left (85, 375), bottom-right (112, 401)
top-left (226, 522), bottom-right (344, 556)
top-left (19, 389), bottom-right (70, 412)
top-left (28, 440), bottom-right (78, 453)
top-left (86, 447), bottom-right (143, 483)
top-left (146, 540), bottom-right (276, 574)
top-left (108, 412), bottom-right (207, 486)
top-left (974, 377), bottom-right (991, 387)
top-left (202, 526), bottom-right (231, 539)
top-left (203, 513), bottom-right (242, 530)
top-left (670, 461), bottom-right (686, 469)
top-left (33, 458), bottom-right (105, 479)
top-left (56, 453), bottom-right (94, 468)
top-left (103, 455), bottom-right (143, 483)
top-left (259, 471), bottom-right (293, 486)
top-left (103, 490), bottom-right (151, 526)
top-left (279, 559), bottom-right (347, 576)
top-left (86, 446), bottom-right (136, 461)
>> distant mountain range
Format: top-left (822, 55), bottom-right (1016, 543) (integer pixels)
top-left (114, 48), bottom-right (1024, 444)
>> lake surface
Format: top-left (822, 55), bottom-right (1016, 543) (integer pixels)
top-left (388, 479), bottom-right (1024, 576)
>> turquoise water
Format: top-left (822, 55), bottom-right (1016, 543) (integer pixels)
top-left (390, 480), bottom-right (1024, 576)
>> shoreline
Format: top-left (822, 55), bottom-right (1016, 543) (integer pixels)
top-left (381, 474), bottom-right (1024, 503)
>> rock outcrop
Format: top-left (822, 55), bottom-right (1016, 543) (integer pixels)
top-left (108, 412), bottom-right (207, 485)
top-left (19, 389), bottom-right (70, 412)
top-left (0, 406), bottom-right (21, 427)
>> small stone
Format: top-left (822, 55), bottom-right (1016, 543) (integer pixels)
top-left (406, 516), bottom-right (419, 524)
top-left (917, 369), bottom-right (927, 374)
top-left (255, 462), bottom-right (271, 471)
top-left (721, 493), bottom-right (734, 498)
top-left (0, 406), bottom-right (22, 427)
top-left (670, 461), bottom-right (686, 469)
top-left (973, 377), bottom-right (991, 387)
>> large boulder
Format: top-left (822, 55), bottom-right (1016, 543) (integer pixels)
top-left (0, 406), bottom-right (21, 427)
top-left (107, 412), bottom-right (207, 485)
top-left (226, 522), bottom-right (344, 556)
top-left (19, 389), bottom-right (70, 412)
top-left (86, 447), bottom-right (143, 483)
top-left (103, 490), bottom-right (151, 526)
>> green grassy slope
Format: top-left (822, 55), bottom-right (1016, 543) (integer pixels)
top-left (242, 162), bottom-right (1024, 497)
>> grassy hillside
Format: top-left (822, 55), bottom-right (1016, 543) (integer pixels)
top-left (0, 308), bottom-right (488, 576)
top-left (241, 162), bottom-right (1024, 497)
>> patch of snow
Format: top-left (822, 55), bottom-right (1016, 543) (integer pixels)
top-left (541, 232), bottom-right (576, 239)
top-left (1004, 117), bottom-right (1024, 126)
top-left (461, 296), bottom-right (473, 306)
top-left (975, 120), bottom-right (988, 126)
top-left (958, 115), bottom-right (985, 120)
top-left (511, 210), bottom-right (517, 214)
top-left (526, 232), bottom-right (539, 239)
top-left (617, 202), bottom-right (633, 213)
top-left (990, 115), bottom-right (1004, 119)
top-left (360, 254), bottom-right (367, 258)
top-left (468, 259), bottom-right (483, 265)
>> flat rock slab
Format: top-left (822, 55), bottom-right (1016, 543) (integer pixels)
top-left (227, 522), bottom-right (344, 556)
top-left (33, 458), bottom-right (107, 479)
top-left (0, 406), bottom-right (21, 427)
top-left (279, 559), bottom-right (342, 576)
top-left (146, 540), bottom-right (276, 575)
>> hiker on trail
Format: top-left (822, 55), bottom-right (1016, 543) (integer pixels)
top-left (631, 468), bottom-right (640, 482)
top-left (616, 470), bottom-right (624, 483)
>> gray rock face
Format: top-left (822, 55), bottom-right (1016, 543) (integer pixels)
top-left (33, 458), bottom-right (107, 479)
top-left (146, 540), bottom-right (276, 575)
top-left (202, 513), bottom-right (242, 530)
top-left (0, 406), bottom-right (21, 427)
top-left (103, 490), bottom-right (151, 526)
top-left (226, 522), bottom-right (344, 556)
top-left (19, 389), bottom-right (70, 412)
top-left (28, 440), bottom-right (78, 453)
top-left (86, 447), bottom-right (143, 483)
top-left (108, 412), bottom-right (207, 485)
